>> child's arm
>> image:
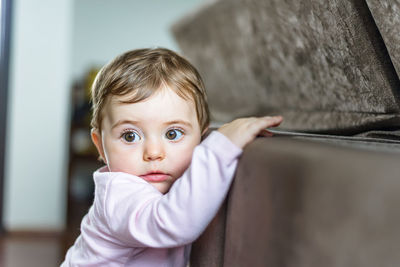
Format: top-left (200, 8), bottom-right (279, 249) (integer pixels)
top-left (104, 116), bottom-right (282, 248)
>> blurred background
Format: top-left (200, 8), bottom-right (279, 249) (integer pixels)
top-left (0, 0), bottom-right (206, 265)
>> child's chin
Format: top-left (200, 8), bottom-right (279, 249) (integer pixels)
top-left (151, 182), bottom-right (172, 194)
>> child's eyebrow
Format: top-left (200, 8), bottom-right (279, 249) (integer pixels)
top-left (111, 120), bottom-right (140, 130)
top-left (164, 120), bottom-right (193, 128)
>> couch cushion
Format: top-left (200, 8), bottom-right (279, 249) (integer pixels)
top-left (222, 136), bottom-right (400, 266)
top-left (172, 0), bottom-right (400, 133)
top-left (366, 0), bottom-right (400, 78)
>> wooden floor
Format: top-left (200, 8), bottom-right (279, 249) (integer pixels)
top-left (0, 198), bottom-right (90, 267)
top-left (0, 233), bottom-right (65, 267)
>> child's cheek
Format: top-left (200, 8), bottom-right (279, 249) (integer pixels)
top-left (172, 146), bottom-right (197, 178)
top-left (106, 145), bottom-right (140, 175)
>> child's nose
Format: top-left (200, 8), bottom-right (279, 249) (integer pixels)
top-left (143, 138), bottom-right (165, 161)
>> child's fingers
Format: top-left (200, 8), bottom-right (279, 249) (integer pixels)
top-left (264, 115), bottom-right (283, 124)
top-left (218, 115), bottom-right (283, 148)
top-left (250, 116), bottom-right (282, 138)
top-left (258, 129), bottom-right (274, 137)
top-left (256, 116), bottom-right (283, 129)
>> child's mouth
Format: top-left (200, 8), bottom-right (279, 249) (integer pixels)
top-left (139, 172), bottom-right (170, 182)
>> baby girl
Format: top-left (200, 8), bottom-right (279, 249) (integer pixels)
top-left (61, 48), bottom-right (282, 266)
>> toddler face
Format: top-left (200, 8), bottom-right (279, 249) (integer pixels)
top-left (92, 87), bottom-right (203, 194)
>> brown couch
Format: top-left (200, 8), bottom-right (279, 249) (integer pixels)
top-left (190, 133), bottom-right (400, 266)
top-left (172, 1), bottom-right (400, 266)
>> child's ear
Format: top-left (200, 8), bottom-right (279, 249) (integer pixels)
top-left (201, 126), bottom-right (209, 136)
top-left (201, 126), bottom-right (210, 141)
top-left (91, 128), bottom-right (107, 164)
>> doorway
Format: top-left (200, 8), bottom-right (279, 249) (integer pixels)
top-left (0, 0), bottom-right (12, 233)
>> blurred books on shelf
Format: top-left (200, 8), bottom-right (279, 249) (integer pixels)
top-left (64, 67), bottom-right (102, 254)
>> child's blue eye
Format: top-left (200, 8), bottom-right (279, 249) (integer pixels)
top-left (122, 131), bottom-right (140, 143)
top-left (165, 129), bottom-right (184, 141)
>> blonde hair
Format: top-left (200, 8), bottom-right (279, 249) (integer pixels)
top-left (91, 48), bottom-right (210, 132)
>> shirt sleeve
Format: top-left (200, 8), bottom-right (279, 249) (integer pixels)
top-left (103, 131), bottom-right (242, 248)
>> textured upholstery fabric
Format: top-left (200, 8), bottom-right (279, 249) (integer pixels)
top-left (366, 0), bottom-right (400, 78)
top-left (191, 136), bottom-right (400, 266)
top-left (172, 0), bottom-right (400, 133)
top-left (173, 0), bottom-right (400, 265)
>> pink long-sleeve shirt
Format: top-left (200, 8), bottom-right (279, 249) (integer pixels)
top-left (61, 131), bottom-right (242, 266)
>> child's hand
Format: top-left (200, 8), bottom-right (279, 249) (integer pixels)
top-left (217, 116), bottom-right (283, 149)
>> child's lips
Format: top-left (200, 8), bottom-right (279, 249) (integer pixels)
top-left (139, 172), bottom-right (170, 182)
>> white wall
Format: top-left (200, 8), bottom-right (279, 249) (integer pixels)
top-left (4, 0), bottom-right (73, 231)
top-left (72, 0), bottom-right (205, 81)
